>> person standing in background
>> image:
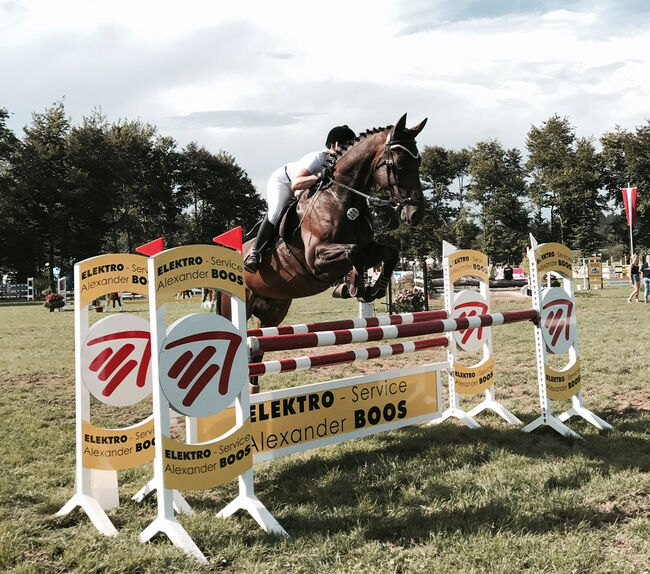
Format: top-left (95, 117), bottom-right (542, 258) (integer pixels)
top-left (641, 254), bottom-right (650, 303)
top-left (628, 254), bottom-right (640, 303)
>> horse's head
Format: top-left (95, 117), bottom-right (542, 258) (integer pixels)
top-left (373, 114), bottom-right (427, 224)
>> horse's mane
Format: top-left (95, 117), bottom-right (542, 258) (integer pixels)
top-left (323, 125), bottom-right (393, 173)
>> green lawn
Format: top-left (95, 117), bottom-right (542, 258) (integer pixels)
top-left (0, 288), bottom-right (648, 573)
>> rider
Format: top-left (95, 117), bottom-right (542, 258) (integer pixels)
top-left (244, 125), bottom-right (356, 273)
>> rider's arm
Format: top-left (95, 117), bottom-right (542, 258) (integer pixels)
top-left (291, 169), bottom-right (320, 191)
top-left (290, 149), bottom-right (336, 192)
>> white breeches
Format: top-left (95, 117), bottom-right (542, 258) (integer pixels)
top-left (266, 167), bottom-right (293, 225)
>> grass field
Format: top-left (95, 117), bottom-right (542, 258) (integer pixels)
top-left (0, 287), bottom-right (649, 573)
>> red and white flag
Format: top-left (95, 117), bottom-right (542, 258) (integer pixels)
top-left (622, 187), bottom-right (637, 225)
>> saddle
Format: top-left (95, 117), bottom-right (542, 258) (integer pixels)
top-left (254, 199), bottom-right (301, 255)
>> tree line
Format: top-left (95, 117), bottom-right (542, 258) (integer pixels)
top-left (1, 102), bottom-right (649, 288)
top-left (395, 114), bottom-right (650, 266)
top-left (0, 103), bottom-right (266, 289)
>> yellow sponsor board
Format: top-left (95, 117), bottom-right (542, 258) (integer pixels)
top-left (78, 253), bottom-right (149, 306)
top-left (152, 244), bottom-right (245, 306)
top-left (197, 370), bottom-right (439, 457)
top-left (448, 250), bottom-right (489, 283)
top-left (588, 257), bottom-right (602, 278)
top-left (162, 420), bottom-right (252, 491)
top-left (545, 359), bottom-right (581, 401)
top-left (82, 417), bottom-right (155, 470)
top-left (452, 357), bottom-right (495, 395)
top-left (535, 243), bottom-right (573, 278)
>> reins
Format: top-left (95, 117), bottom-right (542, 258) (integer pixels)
top-left (319, 132), bottom-right (421, 212)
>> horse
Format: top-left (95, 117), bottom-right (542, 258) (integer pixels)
top-left (222, 113), bottom-right (427, 389)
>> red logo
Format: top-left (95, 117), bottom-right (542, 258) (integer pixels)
top-left (542, 298), bottom-right (573, 347)
top-left (454, 301), bottom-right (488, 345)
top-left (87, 330), bottom-right (151, 397)
top-left (164, 331), bottom-right (242, 407)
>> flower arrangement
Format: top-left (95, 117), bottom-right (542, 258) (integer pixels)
top-left (44, 292), bottom-right (65, 311)
top-left (393, 287), bottom-right (425, 313)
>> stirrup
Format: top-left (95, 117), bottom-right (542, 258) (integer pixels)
top-left (244, 250), bottom-right (260, 273)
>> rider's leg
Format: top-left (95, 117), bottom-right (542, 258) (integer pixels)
top-left (244, 216), bottom-right (275, 273)
top-left (245, 169), bottom-right (291, 273)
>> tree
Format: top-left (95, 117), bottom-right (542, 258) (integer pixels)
top-left (601, 122), bottom-right (650, 251)
top-left (467, 140), bottom-right (529, 263)
top-left (0, 108), bottom-right (20, 274)
top-left (9, 102), bottom-right (71, 286)
top-left (411, 145), bottom-right (476, 259)
top-left (562, 137), bottom-right (606, 255)
top-left (525, 114), bottom-right (606, 254)
top-left (176, 144), bottom-right (266, 244)
top-left (65, 110), bottom-right (121, 262)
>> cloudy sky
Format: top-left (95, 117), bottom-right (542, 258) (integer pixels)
top-left (1, 0), bottom-right (649, 195)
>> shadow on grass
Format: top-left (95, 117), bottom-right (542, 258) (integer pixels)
top-left (184, 411), bottom-right (650, 543)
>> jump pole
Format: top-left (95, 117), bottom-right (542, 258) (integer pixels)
top-left (247, 309), bottom-right (449, 337)
top-left (524, 235), bottom-right (612, 438)
top-left (247, 309), bottom-right (537, 354)
top-left (440, 242), bottom-right (522, 428)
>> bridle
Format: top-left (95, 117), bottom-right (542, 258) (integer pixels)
top-left (319, 131), bottom-right (421, 212)
top-left (373, 131), bottom-right (422, 210)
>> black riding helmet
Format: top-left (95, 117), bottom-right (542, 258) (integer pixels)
top-left (326, 125), bottom-right (355, 148)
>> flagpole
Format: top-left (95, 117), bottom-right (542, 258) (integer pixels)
top-left (628, 182), bottom-right (634, 259)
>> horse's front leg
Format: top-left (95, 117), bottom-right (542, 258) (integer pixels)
top-left (358, 242), bottom-right (399, 302)
top-left (312, 242), bottom-right (365, 298)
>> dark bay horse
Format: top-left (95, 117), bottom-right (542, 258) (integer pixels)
top-left (222, 114), bottom-right (427, 385)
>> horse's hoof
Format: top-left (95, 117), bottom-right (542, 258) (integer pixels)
top-left (249, 383), bottom-right (260, 394)
top-left (332, 283), bottom-right (352, 299)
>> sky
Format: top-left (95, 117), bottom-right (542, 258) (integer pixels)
top-left (1, 0), bottom-right (650, 196)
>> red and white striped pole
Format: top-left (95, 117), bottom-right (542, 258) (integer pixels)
top-left (248, 309), bottom-right (538, 354)
top-left (249, 336), bottom-right (449, 376)
top-left (247, 309), bottom-right (449, 337)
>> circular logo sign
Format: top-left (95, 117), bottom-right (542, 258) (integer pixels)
top-left (540, 287), bottom-right (576, 355)
top-left (451, 289), bottom-right (490, 352)
top-left (81, 315), bottom-right (152, 406)
top-left (159, 313), bottom-right (247, 417)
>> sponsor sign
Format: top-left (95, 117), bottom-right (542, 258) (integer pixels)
top-left (451, 290), bottom-right (490, 352)
top-left (545, 360), bottom-right (581, 401)
top-left (535, 243), bottom-right (573, 278)
top-left (448, 249), bottom-right (489, 284)
top-left (159, 313), bottom-right (247, 418)
top-left (81, 315), bottom-right (152, 406)
top-left (77, 253), bottom-right (149, 306)
top-left (152, 244), bottom-right (245, 306)
top-left (81, 416), bottom-right (155, 470)
top-left (540, 287), bottom-right (576, 355)
top-left (196, 368), bottom-right (440, 460)
top-left (162, 421), bottom-right (253, 491)
top-left (452, 357), bottom-right (495, 395)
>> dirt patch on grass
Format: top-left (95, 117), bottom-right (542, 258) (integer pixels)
top-left (612, 391), bottom-right (650, 412)
top-left (489, 289), bottom-right (531, 304)
top-left (599, 490), bottom-right (650, 518)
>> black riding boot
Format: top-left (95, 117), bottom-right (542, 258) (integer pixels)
top-left (244, 217), bottom-right (275, 273)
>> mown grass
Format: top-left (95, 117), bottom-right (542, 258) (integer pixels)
top-left (0, 288), bottom-right (649, 573)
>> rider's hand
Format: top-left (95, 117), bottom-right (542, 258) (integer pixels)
top-left (318, 164), bottom-right (334, 182)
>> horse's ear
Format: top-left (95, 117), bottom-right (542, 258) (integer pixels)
top-left (393, 114), bottom-right (408, 138)
top-left (408, 118), bottom-right (427, 137)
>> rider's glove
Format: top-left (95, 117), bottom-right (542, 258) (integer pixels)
top-left (318, 164), bottom-right (334, 183)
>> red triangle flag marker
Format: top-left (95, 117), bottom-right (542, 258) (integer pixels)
top-left (136, 238), bottom-right (164, 256)
top-left (213, 227), bottom-right (243, 253)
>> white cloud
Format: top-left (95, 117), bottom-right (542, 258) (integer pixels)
top-left (1, 0), bottom-right (650, 196)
